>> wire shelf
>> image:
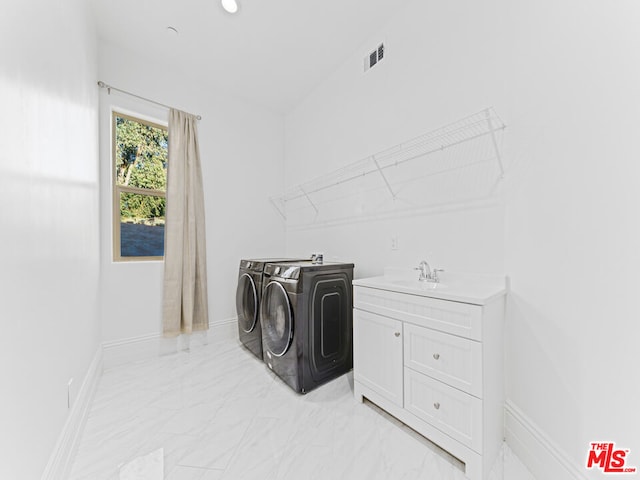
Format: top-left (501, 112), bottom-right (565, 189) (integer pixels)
top-left (270, 108), bottom-right (506, 228)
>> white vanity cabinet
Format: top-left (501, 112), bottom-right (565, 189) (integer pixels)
top-left (353, 275), bottom-right (506, 480)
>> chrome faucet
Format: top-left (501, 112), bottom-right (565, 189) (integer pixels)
top-left (415, 260), bottom-right (444, 283)
top-left (415, 260), bottom-right (432, 281)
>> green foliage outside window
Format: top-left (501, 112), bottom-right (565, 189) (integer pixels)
top-left (120, 192), bottom-right (165, 222)
top-left (115, 115), bottom-right (168, 224)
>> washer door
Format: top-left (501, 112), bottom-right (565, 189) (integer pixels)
top-left (236, 273), bottom-right (258, 333)
top-left (261, 281), bottom-right (293, 357)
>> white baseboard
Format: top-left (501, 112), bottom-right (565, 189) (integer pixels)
top-left (41, 346), bottom-right (103, 480)
top-left (102, 317), bottom-right (238, 369)
top-left (209, 316), bottom-right (238, 330)
top-left (505, 400), bottom-right (587, 480)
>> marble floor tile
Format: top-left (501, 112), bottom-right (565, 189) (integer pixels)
top-left (119, 448), bottom-right (163, 480)
top-left (165, 465), bottom-right (224, 480)
top-left (69, 324), bottom-right (536, 480)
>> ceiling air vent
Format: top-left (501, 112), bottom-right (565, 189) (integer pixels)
top-left (364, 42), bottom-right (385, 72)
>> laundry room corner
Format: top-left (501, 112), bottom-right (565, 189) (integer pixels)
top-left (97, 42), bottom-right (287, 354)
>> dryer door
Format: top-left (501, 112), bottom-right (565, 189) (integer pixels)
top-left (236, 273), bottom-right (258, 333)
top-left (261, 281), bottom-right (294, 357)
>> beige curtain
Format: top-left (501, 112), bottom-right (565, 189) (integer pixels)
top-left (162, 109), bottom-right (209, 337)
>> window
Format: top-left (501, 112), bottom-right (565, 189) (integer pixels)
top-left (112, 112), bottom-right (168, 261)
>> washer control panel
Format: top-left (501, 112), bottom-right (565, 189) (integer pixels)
top-left (264, 264), bottom-right (300, 280)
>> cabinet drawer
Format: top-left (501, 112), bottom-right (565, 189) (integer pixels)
top-left (404, 368), bottom-right (482, 453)
top-left (354, 286), bottom-right (482, 340)
top-left (404, 324), bottom-right (482, 397)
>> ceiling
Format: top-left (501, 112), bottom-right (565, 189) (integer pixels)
top-left (90, 0), bottom-right (413, 113)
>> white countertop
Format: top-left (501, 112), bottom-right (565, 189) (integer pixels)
top-left (352, 268), bottom-right (507, 305)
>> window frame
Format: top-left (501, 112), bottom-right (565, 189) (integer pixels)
top-left (112, 111), bottom-right (168, 262)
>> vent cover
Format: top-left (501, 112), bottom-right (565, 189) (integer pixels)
top-left (364, 42), bottom-right (385, 72)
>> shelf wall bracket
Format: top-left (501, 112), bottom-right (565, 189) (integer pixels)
top-left (299, 186), bottom-right (319, 214)
top-left (485, 109), bottom-right (505, 178)
top-left (269, 197), bottom-right (287, 220)
top-left (372, 156), bottom-right (397, 200)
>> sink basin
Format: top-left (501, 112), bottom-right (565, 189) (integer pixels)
top-left (390, 279), bottom-right (447, 290)
top-left (354, 270), bottom-right (507, 305)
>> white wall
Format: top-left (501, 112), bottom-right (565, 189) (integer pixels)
top-left (98, 42), bottom-right (286, 344)
top-left (502, 1), bottom-right (640, 477)
top-left (284, 0), bottom-right (509, 275)
top-left (284, 0), bottom-right (640, 477)
top-left (0, 0), bottom-right (100, 478)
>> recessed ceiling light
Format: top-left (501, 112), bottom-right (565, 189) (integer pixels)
top-left (166, 26), bottom-right (179, 36)
top-left (221, 0), bottom-right (238, 14)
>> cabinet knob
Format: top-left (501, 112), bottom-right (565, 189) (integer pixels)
top-left (394, 332), bottom-right (401, 337)
top-left (434, 402), bottom-right (440, 410)
top-left (433, 353), bottom-right (440, 360)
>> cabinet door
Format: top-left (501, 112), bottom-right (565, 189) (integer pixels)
top-left (353, 309), bottom-right (403, 406)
